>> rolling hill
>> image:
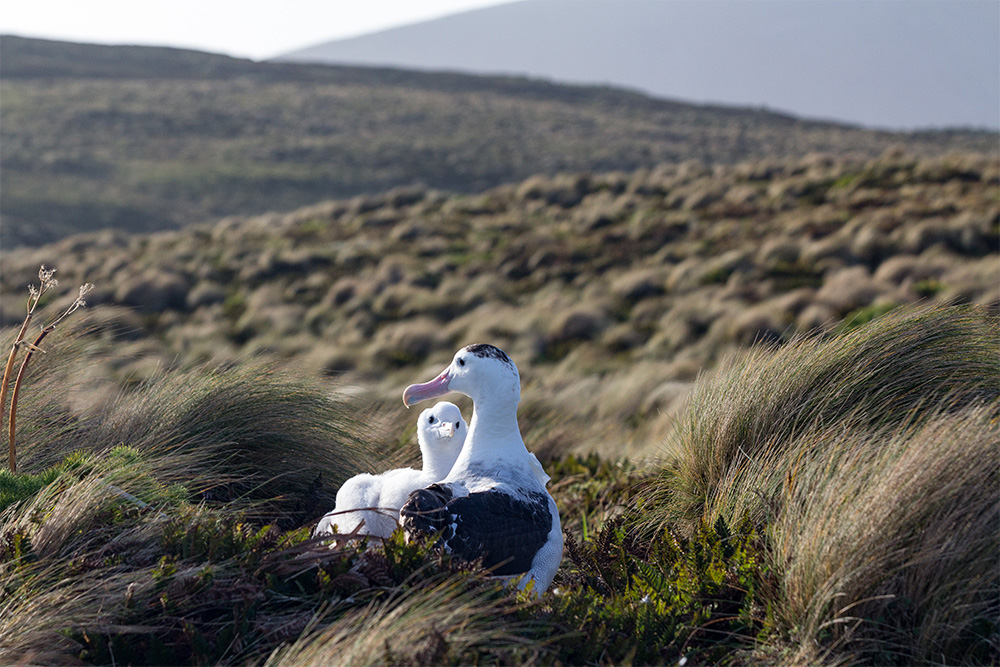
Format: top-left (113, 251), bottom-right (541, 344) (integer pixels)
top-left (2, 35), bottom-right (996, 248)
top-left (276, 0), bottom-right (1000, 131)
top-left (2, 150), bottom-right (996, 457)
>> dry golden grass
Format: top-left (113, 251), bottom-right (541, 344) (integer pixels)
top-left (0, 340), bottom-right (397, 664)
top-left (264, 575), bottom-right (539, 667)
top-left (770, 404), bottom-right (999, 665)
top-left (0, 315), bottom-right (386, 531)
top-left (0, 450), bottom-right (171, 663)
top-left (646, 304), bottom-right (999, 534)
top-left (2, 152), bottom-right (996, 459)
top-left (0, 567), bottom-right (139, 665)
top-left (634, 303), bottom-right (998, 664)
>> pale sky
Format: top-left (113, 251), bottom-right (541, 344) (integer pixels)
top-left (0, 0), bottom-right (510, 61)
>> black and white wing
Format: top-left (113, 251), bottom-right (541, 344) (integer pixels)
top-left (400, 483), bottom-right (553, 576)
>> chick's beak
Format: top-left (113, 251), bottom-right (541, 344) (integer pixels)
top-left (435, 421), bottom-right (457, 438)
top-left (402, 370), bottom-right (452, 408)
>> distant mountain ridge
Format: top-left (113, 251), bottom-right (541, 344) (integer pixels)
top-left (276, 0), bottom-right (1000, 131)
top-left (1, 35), bottom-right (996, 249)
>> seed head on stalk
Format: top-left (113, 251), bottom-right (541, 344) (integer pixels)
top-left (1, 267), bottom-right (93, 472)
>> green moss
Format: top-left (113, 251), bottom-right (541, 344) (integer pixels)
top-left (914, 278), bottom-right (943, 297)
top-left (835, 302), bottom-right (899, 333)
top-left (0, 450), bottom-right (93, 512)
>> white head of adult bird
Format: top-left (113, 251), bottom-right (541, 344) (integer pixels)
top-left (314, 401), bottom-right (466, 539)
top-left (399, 343), bottom-right (563, 595)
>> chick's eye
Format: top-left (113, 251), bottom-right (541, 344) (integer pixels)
top-left (428, 416), bottom-right (436, 424)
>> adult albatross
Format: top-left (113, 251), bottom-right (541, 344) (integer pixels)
top-left (315, 401), bottom-right (466, 538)
top-left (400, 344), bottom-right (563, 595)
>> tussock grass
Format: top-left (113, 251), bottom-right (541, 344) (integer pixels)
top-left (0, 567), bottom-right (132, 665)
top-left (77, 362), bottom-right (377, 526)
top-left (0, 451), bottom-right (170, 663)
top-left (4, 151), bottom-right (997, 457)
top-left (649, 304), bottom-right (999, 532)
top-left (0, 356), bottom-right (388, 664)
top-left (0, 268), bottom-right (94, 473)
top-left (770, 404), bottom-right (999, 665)
top-left (639, 303), bottom-right (999, 664)
top-left (265, 575), bottom-right (538, 666)
top-left (5, 318), bottom-right (380, 525)
top-left (0, 319), bottom-right (141, 470)
top-left (1, 298), bottom-right (997, 664)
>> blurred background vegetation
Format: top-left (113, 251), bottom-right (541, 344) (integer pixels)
top-left (2, 35), bottom-right (995, 248)
top-left (2, 148), bottom-right (995, 459)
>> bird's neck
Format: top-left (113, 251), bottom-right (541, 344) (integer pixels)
top-left (423, 449), bottom-right (457, 480)
top-left (448, 399), bottom-right (527, 479)
top-left (418, 437), bottom-right (457, 480)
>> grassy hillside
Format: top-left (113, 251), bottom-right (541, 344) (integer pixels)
top-left (1, 149), bottom-right (996, 459)
top-left (0, 90), bottom-right (998, 661)
top-left (1, 31), bottom-right (997, 664)
top-left (0, 306), bottom-right (995, 665)
top-left (2, 35), bottom-right (996, 248)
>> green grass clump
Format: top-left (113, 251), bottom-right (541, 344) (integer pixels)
top-left (0, 450), bottom-right (91, 512)
top-left (0, 467), bottom-right (60, 511)
top-left (834, 301), bottom-right (900, 334)
top-left (639, 303), bottom-right (999, 664)
top-left (913, 277), bottom-right (943, 297)
top-left (650, 304), bottom-right (999, 533)
top-left (0, 445), bottom-right (182, 516)
top-left (769, 404), bottom-right (999, 665)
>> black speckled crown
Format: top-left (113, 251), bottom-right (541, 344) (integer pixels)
top-left (465, 343), bottom-right (512, 365)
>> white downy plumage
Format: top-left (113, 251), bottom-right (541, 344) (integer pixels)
top-left (314, 401), bottom-right (466, 538)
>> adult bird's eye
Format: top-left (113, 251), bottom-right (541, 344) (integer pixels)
top-left (458, 358), bottom-right (466, 366)
top-left (428, 416), bottom-right (436, 424)
top-left (455, 421), bottom-right (462, 429)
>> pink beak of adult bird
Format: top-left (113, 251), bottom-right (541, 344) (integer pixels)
top-left (402, 370), bottom-right (452, 408)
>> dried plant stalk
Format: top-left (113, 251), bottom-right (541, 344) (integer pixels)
top-left (0, 318), bottom-right (33, 466)
top-left (1, 267), bottom-right (59, 471)
top-left (6, 279), bottom-right (93, 472)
